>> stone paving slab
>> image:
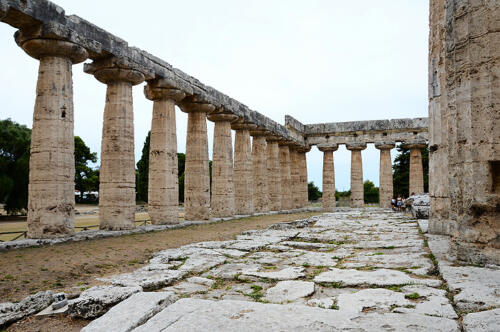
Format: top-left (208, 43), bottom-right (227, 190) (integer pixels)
top-left (82, 292), bottom-right (177, 332)
top-left (5, 209), bottom-right (500, 330)
top-left (132, 298), bottom-right (459, 331)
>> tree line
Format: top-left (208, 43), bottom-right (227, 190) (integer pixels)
top-left (1, 118), bottom-right (428, 214)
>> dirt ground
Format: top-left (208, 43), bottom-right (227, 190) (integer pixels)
top-left (0, 212), bottom-right (318, 303)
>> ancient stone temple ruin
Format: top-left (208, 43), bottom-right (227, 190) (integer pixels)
top-left (0, 0), bottom-right (497, 262)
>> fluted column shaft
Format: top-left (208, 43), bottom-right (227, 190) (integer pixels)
top-left (251, 133), bottom-right (269, 213)
top-left (209, 114), bottom-right (237, 218)
top-left (279, 144), bottom-right (293, 210)
top-left (375, 143), bottom-right (395, 208)
top-left (17, 38), bottom-right (88, 238)
top-left (319, 145), bottom-right (338, 211)
top-left (233, 126), bottom-right (254, 215)
top-left (144, 84), bottom-right (184, 224)
top-left (297, 150), bottom-right (309, 207)
top-left (408, 145), bottom-right (425, 195)
top-left (347, 144), bottom-right (366, 208)
top-left (181, 103), bottom-right (213, 221)
top-left (266, 139), bottom-right (281, 211)
top-left (289, 148), bottom-right (301, 209)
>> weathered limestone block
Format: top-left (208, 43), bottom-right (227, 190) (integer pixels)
top-left (232, 122), bottom-right (255, 215)
top-left (208, 113), bottom-right (237, 218)
top-left (144, 81), bottom-right (185, 224)
top-left (289, 148), bottom-right (302, 209)
top-left (346, 143), bottom-right (366, 208)
top-left (266, 137), bottom-right (282, 211)
top-left (318, 145), bottom-right (338, 211)
top-left (179, 102), bottom-right (214, 221)
top-left (428, 0), bottom-right (450, 235)
top-left (0, 291), bottom-right (53, 327)
top-left (251, 131), bottom-right (269, 213)
top-left (405, 141), bottom-right (426, 195)
top-left (278, 143), bottom-right (293, 210)
top-left (375, 143), bottom-right (395, 208)
top-left (16, 37), bottom-right (88, 238)
top-left (444, 0), bottom-right (500, 265)
top-left (85, 57), bottom-right (146, 230)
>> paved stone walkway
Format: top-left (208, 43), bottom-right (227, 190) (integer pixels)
top-left (41, 210), bottom-right (500, 331)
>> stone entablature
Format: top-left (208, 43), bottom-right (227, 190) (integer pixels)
top-left (285, 115), bottom-right (428, 146)
top-left (0, 0), bottom-right (304, 147)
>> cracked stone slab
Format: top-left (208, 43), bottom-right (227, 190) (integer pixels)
top-left (178, 254), bottom-right (227, 273)
top-left (185, 277), bottom-right (215, 287)
top-left (343, 252), bottom-right (432, 275)
top-left (462, 308), bottom-right (500, 332)
top-left (68, 285), bottom-right (142, 319)
top-left (337, 288), bottom-right (409, 313)
top-left (164, 282), bottom-right (209, 295)
top-left (314, 268), bottom-right (441, 287)
top-left (264, 281), bottom-right (315, 303)
top-left (226, 240), bottom-right (273, 251)
top-left (439, 265), bottom-right (500, 311)
top-left (395, 285), bottom-right (457, 319)
top-left (285, 251), bottom-right (339, 267)
top-left (82, 291), bottom-right (177, 332)
top-left (132, 298), bottom-right (459, 331)
top-left (0, 291), bottom-right (53, 327)
top-left (102, 269), bottom-right (184, 290)
top-left (204, 263), bottom-right (261, 279)
top-left (280, 241), bottom-right (336, 251)
top-left (242, 267), bottom-right (305, 280)
top-left (306, 298), bottom-right (335, 309)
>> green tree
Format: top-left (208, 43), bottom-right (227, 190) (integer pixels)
top-left (74, 136), bottom-right (98, 201)
top-left (392, 144), bottom-right (429, 198)
top-left (363, 180), bottom-right (379, 203)
top-left (308, 181), bottom-right (322, 201)
top-left (0, 119), bottom-right (30, 214)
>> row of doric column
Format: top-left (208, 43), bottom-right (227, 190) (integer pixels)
top-left (318, 142), bottom-right (426, 209)
top-left (17, 35), bottom-right (310, 238)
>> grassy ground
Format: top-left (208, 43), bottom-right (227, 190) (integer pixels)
top-left (0, 211), bottom-right (320, 303)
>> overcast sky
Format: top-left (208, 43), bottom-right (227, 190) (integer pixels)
top-left (0, 0), bottom-right (429, 191)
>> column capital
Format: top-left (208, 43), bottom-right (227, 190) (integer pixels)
top-left (250, 129), bottom-right (270, 137)
top-left (317, 144), bottom-right (339, 152)
top-left (375, 142), bottom-right (396, 150)
top-left (207, 113), bottom-right (238, 123)
top-left (265, 135), bottom-right (282, 142)
top-left (295, 146), bottom-right (311, 153)
top-left (231, 118), bottom-right (258, 131)
top-left (84, 56), bottom-right (151, 85)
top-left (18, 38), bottom-right (88, 64)
top-left (346, 143), bottom-right (367, 151)
top-left (178, 101), bottom-right (216, 114)
top-left (144, 79), bottom-right (186, 102)
top-left (278, 140), bottom-right (294, 147)
top-left (404, 140), bottom-right (427, 149)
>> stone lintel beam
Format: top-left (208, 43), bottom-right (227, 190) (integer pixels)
top-left (346, 143), bottom-right (367, 151)
top-left (20, 37), bottom-right (88, 238)
top-left (317, 144), bottom-right (339, 152)
top-left (375, 142), bottom-right (396, 150)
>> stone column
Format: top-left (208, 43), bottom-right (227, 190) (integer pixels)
top-left (346, 143), bottom-right (367, 208)
top-left (251, 130), bottom-right (269, 213)
top-left (266, 137), bottom-right (282, 211)
top-left (208, 113), bottom-right (237, 218)
top-left (296, 147), bottom-right (310, 208)
top-left (179, 101), bottom-right (214, 221)
top-left (279, 143), bottom-right (293, 210)
top-left (375, 143), bottom-right (395, 209)
top-left (428, 0), bottom-right (450, 235)
top-left (405, 142), bottom-right (426, 195)
top-left (289, 147), bottom-right (302, 209)
top-left (16, 36), bottom-right (87, 238)
top-left (85, 58), bottom-right (146, 230)
top-left (232, 121), bottom-right (255, 215)
top-left (318, 145), bottom-right (338, 212)
top-left (144, 81), bottom-right (185, 224)
top-left (444, 0), bottom-right (499, 265)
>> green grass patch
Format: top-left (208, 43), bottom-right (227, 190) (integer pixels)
top-left (405, 292), bottom-right (421, 300)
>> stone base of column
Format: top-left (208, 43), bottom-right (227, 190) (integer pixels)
top-left (428, 196), bottom-right (450, 235)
